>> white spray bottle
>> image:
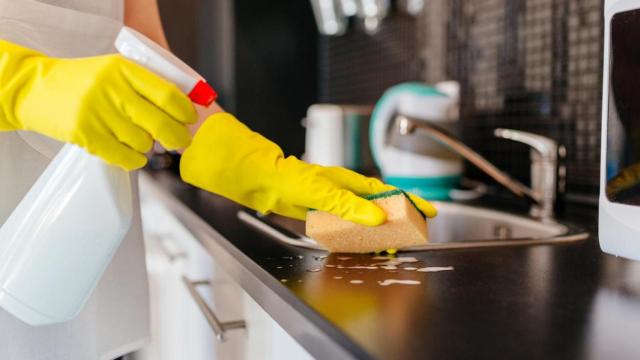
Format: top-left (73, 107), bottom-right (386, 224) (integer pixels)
top-left (0, 27), bottom-right (216, 325)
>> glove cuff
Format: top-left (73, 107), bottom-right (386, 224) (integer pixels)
top-left (0, 40), bottom-right (48, 130)
top-left (180, 112), bottom-right (285, 200)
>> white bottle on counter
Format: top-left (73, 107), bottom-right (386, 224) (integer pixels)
top-left (0, 26), bottom-right (216, 325)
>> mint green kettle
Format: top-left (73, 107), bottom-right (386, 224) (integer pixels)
top-left (369, 82), bottom-right (462, 200)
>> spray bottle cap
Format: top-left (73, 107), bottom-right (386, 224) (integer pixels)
top-left (115, 27), bottom-right (217, 107)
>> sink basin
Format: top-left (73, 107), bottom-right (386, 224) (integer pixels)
top-left (237, 202), bottom-right (589, 252)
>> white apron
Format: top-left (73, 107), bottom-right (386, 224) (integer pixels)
top-left (0, 1), bottom-right (150, 359)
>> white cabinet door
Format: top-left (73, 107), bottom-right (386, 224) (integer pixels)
top-left (241, 293), bottom-right (314, 360)
top-left (141, 232), bottom-right (190, 360)
top-left (179, 217), bottom-right (247, 360)
top-left (138, 198), bottom-right (246, 360)
top-left (137, 178), bottom-right (315, 360)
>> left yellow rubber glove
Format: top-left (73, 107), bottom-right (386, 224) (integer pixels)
top-left (180, 113), bottom-right (437, 226)
top-left (0, 39), bottom-right (197, 170)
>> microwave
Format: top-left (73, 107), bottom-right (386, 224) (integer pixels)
top-left (600, 0), bottom-right (640, 261)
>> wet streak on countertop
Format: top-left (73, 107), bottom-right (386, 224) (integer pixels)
top-left (147, 170), bottom-right (640, 360)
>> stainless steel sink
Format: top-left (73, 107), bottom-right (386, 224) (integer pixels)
top-left (237, 201), bottom-right (589, 252)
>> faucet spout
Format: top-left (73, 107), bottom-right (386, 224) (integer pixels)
top-left (395, 115), bottom-right (557, 219)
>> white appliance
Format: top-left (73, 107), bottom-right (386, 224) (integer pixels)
top-left (303, 104), bottom-right (375, 173)
top-left (369, 81), bottom-right (463, 200)
top-left (0, 27), bottom-right (215, 325)
top-left (600, 0), bottom-right (640, 261)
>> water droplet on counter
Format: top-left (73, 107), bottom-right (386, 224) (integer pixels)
top-left (350, 280), bottom-right (363, 284)
top-left (307, 268), bottom-right (322, 272)
top-left (280, 279), bottom-right (288, 283)
top-left (416, 266), bottom-right (454, 272)
top-left (372, 257), bottom-right (419, 267)
top-left (337, 256), bottom-right (352, 261)
top-left (378, 279), bottom-right (421, 286)
top-left (276, 266), bottom-right (283, 269)
top-left (325, 264), bottom-right (336, 268)
top-left (333, 276), bottom-right (343, 280)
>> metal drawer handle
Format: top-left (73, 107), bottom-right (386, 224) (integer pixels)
top-left (182, 276), bottom-right (246, 341)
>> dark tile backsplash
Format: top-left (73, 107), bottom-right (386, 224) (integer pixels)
top-left (319, 12), bottom-right (423, 103)
top-left (319, 0), bottom-right (603, 204)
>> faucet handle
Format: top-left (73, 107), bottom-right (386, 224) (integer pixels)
top-left (494, 129), bottom-right (558, 161)
top-left (494, 128), bottom-right (560, 221)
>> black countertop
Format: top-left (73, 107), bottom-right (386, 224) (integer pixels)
top-left (147, 171), bottom-right (640, 360)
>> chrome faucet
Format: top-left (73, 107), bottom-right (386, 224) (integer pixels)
top-left (395, 115), bottom-right (562, 222)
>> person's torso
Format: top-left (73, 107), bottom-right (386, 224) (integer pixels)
top-left (0, 1), bottom-right (150, 359)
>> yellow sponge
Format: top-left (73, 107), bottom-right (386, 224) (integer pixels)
top-left (305, 189), bottom-right (428, 253)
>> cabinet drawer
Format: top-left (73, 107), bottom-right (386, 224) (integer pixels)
top-left (140, 196), bottom-right (246, 360)
top-left (241, 292), bottom-right (314, 360)
top-left (139, 176), bottom-right (314, 360)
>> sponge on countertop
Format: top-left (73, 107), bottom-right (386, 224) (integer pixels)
top-left (305, 189), bottom-right (428, 253)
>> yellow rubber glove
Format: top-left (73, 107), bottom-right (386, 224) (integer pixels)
top-left (180, 113), bottom-right (437, 226)
top-left (0, 39), bottom-right (197, 170)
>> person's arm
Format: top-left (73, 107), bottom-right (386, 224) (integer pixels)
top-left (125, 1), bottom-right (438, 226)
top-left (124, 0), bottom-right (169, 48)
top-left (124, 0), bottom-right (223, 136)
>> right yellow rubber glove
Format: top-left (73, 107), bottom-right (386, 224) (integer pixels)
top-left (180, 113), bottom-right (437, 226)
top-left (0, 39), bottom-right (197, 170)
